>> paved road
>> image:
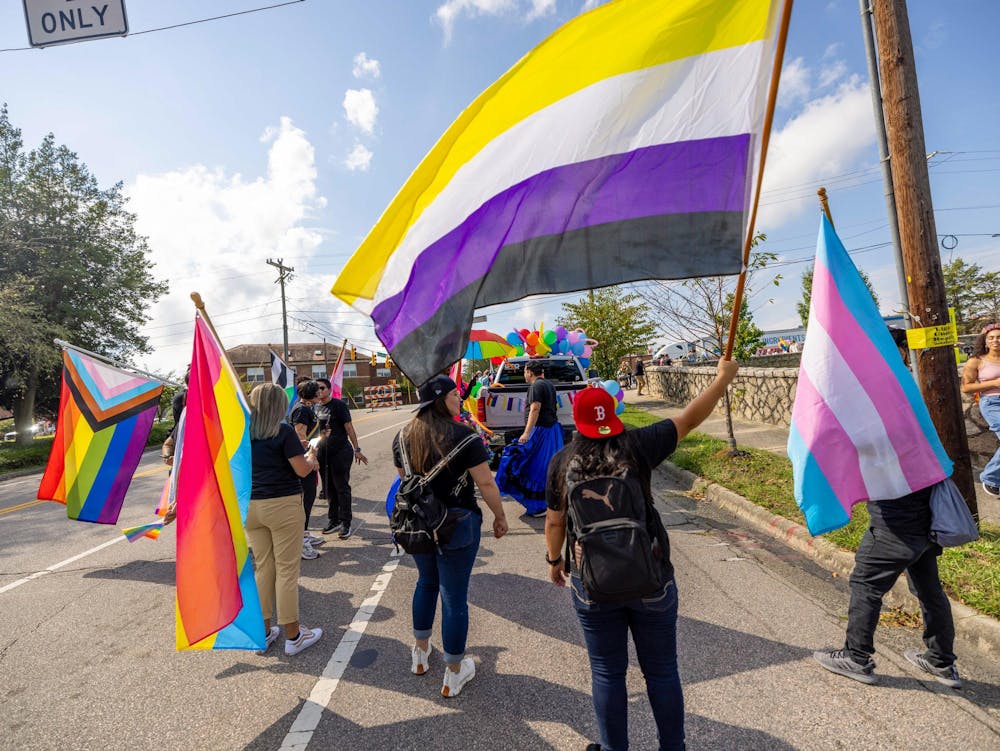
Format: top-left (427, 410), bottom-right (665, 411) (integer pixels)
top-left (1, 406), bottom-right (999, 750)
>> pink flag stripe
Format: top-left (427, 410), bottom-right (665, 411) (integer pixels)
top-left (810, 258), bottom-right (937, 487)
top-left (792, 369), bottom-right (867, 509)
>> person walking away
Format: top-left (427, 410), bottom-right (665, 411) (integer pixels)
top-left (246, 383), bottom-right (324, 655)
top-left (290, 380), bottom-right (323, 559)
top-left (633, 358), bottom-right (646, 396)
top-left (496, 360), bottom-right (563, 517)
top-left (961, 322), bottom-right (1000, 496)
top-left (544, 360), bottom-right (738, 751)
top-left (393, 375), bottom-right (508, 698)
top-left (315, 378), bottom-right (368, 538)
top-left (814, 329), bottom-right (961, 688)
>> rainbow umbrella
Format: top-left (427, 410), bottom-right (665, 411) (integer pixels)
top-left (464, 330), bottom-right (514, 360)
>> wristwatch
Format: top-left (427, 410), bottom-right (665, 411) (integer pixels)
top-left (354, 446), bottom-right (362, 453)
top-left (545, 552), bottom-right (563, 565)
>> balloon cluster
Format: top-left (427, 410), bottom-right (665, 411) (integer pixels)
top-left (600, 379), bottom-right (627, 415)
top-left (504, 325), bottom-right (598, 369)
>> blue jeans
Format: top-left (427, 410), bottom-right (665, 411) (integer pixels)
top-left (571, 576), bottom-right (684, 751)
top-left (979, 395), bottom-right (1000, 487)
top-left (412, 510), bottom-right (481, 663)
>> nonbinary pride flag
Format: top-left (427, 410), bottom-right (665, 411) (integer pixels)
top-left (788, 216), bottom-right (952, 535)
top-left (175, 314), bottom-right (265, 650)
top-left (332, 0), bottom-right (784, 384)
top-left (38, 349), bottom-right (163, 524)
top-left (269, 350), bottom-right (297, 415)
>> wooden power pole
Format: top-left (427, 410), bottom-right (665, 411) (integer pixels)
top-left (871, 0), bottom-right (977, 517)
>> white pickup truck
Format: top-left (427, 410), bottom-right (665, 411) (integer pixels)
top-left (475, 355), bottom-right (593, 457)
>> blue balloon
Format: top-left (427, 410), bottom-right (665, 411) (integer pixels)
top-left (579, 357), bottom-right (590, 368)
top-left (506, 331), bottom-right (521, 346)
top-left (572, 341), bottom-right (585, 356)
top-left (601, 379), bottom-right (619, 393)
top-left (385, 476), bottom-right (401, 519)
top-left (615, 400), bottom-right (625, 415)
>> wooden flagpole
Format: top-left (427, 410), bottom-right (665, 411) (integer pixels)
top-left (724, 0), bottom-right (795, 360)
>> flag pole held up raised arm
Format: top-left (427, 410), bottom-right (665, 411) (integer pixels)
top-left (724, 0), bottom-right (795, 362)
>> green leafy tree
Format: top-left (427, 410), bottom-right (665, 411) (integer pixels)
top-left (797, 267), bottom-right (879, 330)
top-left (0, 105), bottom-right (164, 444)
top-left (721, 295), bottom-right (765, 361)
top-left (557, 287), bottom-right (657, 380)
top-left (943, 257), bottom-right (1000, 333)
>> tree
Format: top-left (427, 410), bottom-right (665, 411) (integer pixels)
top-left (797, 266), bottom-right (879, 330)
top-left (943, 257), bottom-right (1000, 333)
top-left (638, 233), bottom-right (777, 453)
top-left (0, 105), bottom-right (164, 444)
top-left (557, 287), bottom-right (657, 380)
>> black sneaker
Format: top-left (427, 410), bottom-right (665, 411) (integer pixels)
top-left (904, 650), bottom-right (962, 688)
top-left (322, 521), bottom-right (342, 535)
top-left (813, 649), bottom-right (877, 684)
top-left (338, 524), bottom-right (353, 540)
top-left (983, 483), bottom-right (1000, 497)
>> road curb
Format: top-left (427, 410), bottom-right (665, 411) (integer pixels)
top-left (657, 461), bottom-right (1000, 657)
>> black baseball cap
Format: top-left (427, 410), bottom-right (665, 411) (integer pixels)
top-left (415, 375), bottom-right (458, 412)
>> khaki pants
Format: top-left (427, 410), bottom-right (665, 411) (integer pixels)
top-left (246, 494), bottom-right (305, 626)
top-left (636, 374), bottom-right (646, 394)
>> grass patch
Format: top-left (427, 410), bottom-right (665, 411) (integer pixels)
top-left (635, 420), bottom-right (1000, 619)
top-left (621, 404), bottom-right (661, 428)
top-left (0, 421), bottom-right (174, 475)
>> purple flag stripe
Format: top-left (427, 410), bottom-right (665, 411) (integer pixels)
top-left (374, 135), bottom-right (750, 349)
top-left (811, 258), bottom-right (937, 488)
top-left (792, 370), bottom-right (867, 510)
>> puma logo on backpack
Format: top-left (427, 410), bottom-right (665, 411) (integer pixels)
top-left (566, 471), bottom-right (669, 603)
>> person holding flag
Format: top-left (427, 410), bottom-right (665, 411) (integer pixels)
top-left (315, 377), bottom-right (368, 539)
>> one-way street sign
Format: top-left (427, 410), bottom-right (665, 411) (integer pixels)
top-left (22, 1), bottom-right (128, 49)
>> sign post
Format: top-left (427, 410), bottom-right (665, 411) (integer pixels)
top-left (22, 1), bottom-right (128, 48)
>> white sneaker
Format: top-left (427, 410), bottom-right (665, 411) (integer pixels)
top-left (285, 626), bottom-right (323, 655)
top-left (441, 657), bottom-right (475, 698)
top-left (301, 541), bottom-right (320, 560)
top-left (257, 626), bottom-right (280, 654)
top-left (411, 643), bottom-right (432, 675)
top-left (304, 533), bottom-right (324, 545)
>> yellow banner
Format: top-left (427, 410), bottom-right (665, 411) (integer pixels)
top-left (905, 308), bottom-right (958, 349)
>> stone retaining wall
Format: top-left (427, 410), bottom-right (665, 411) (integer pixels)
top-left (646, 365), bottom-right (998, 471)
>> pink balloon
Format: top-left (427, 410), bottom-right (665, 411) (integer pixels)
top-left (582, 346), bottom-right (593, 358)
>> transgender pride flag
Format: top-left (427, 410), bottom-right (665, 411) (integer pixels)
top-left (788, 216), bottom-right (952, 535)
top-left (332, 0), bottom-right (787, 384)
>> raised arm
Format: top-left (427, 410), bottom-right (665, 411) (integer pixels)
top-left (671, 359), bottom-right (739, 441)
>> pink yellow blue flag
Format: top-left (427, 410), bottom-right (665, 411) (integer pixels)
top-left (788, 216), bottom-right (952, 535)
top-left (38, 349), bottom-right (164, 524)
top-left (175, 314), bottom-right (265, 650)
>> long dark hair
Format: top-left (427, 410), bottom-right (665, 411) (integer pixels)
top-left (402, 399), bottom-right (475, 474)
top-left (551, 432), bottom-right (646, 510)
top-left (973, 324), bottom-right (999, 358)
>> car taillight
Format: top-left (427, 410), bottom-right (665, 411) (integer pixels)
top-left (477, 396), bottom-right (487, 423)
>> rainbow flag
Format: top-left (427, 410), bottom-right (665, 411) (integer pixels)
top-left (122, 521), bottom-right (164, 542)
top-left (788, 216), bottom-right (952, 535)
top-left (175, 314), bottom-right (265, 651)
top-left (269, 350), bottom-right (297, 415)
top-left (38, 349), bottom-right (164, 524)
top-left (332, 0), bottom-right (784, 384)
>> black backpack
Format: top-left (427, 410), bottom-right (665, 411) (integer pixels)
top-left (565, 471), bottom-right (669, 603)
top-left (391, 432), bottom-right (479, 554)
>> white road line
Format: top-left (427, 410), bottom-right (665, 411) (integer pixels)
top-left (280, 549), bottom-right (403, 751)
top-left (357, 418), bottom-right (411, 441)
top-left (0, 536), bottom-right (124, 595)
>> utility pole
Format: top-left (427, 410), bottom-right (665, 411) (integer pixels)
top-left (266, 258), bottom-right (294, 363)
top-left (870, 0), bottom-right (977, 517)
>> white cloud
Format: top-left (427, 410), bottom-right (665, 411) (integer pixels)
top-left (778, 57), bottom-right (811, 108)
top-left (818, 59), bottom-right (848, 88)
top-left (758, 76), bottom-right (877, 230)
top-left (344, 142), bottom-right (373, 171)
top-left (581, 0), bottom-right (605, 11)
top-left (352, 52), bottom-right (381, 79)
top-left (435, 0), bottom-right (556, 43)
top-left (127, 118), bottom-right (333, 373)
top-left (343, 88), bottom-right (378, 134)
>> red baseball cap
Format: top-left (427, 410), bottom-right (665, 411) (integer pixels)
top-left (573, 387), bottom-right (624, 439)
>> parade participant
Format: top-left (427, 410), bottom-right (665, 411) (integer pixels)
top-left (544, 360), bottom-right (738, 751)
top-left (393, 375), bottom-right (508, 698)
top-left (814, 329), bottom-right (960, 688)
top-left (497, 360), bottom-right (563, 517)
top-left (246, 383), bottom-right (323, 655)
top-left (961, 322), bottom-right (1000, 496)
top-left (290, 380), bottom-right (323, 559)
top-left (315, 377), bottom-right (368, 538)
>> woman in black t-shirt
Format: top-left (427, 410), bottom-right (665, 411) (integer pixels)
top-left (392, 375), bottom-right (508, 699)
top-left (544, 361), bottom-right (737, 751)
top-left (246, 383), bottom-right (324, 657)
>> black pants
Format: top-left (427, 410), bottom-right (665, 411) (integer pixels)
top-left (846, 524), bottom-right (955, 668)
top-left (324, 443), bottom-right (354, 528)
top-left (301, 470), bottom-right (318, 530)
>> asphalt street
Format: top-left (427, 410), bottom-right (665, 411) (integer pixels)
top-left (1, 405), bottom-right (999, 751)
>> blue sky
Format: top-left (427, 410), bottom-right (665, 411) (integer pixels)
top-left (2, 0), bottom-right (998, 374)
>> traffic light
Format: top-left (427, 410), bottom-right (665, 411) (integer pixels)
top-left (385, 355), bottom-right (393, 368)
top-left (351, 346), bottom-right (356, 360)
top-left (370, 352), bottom-right (377, 367)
